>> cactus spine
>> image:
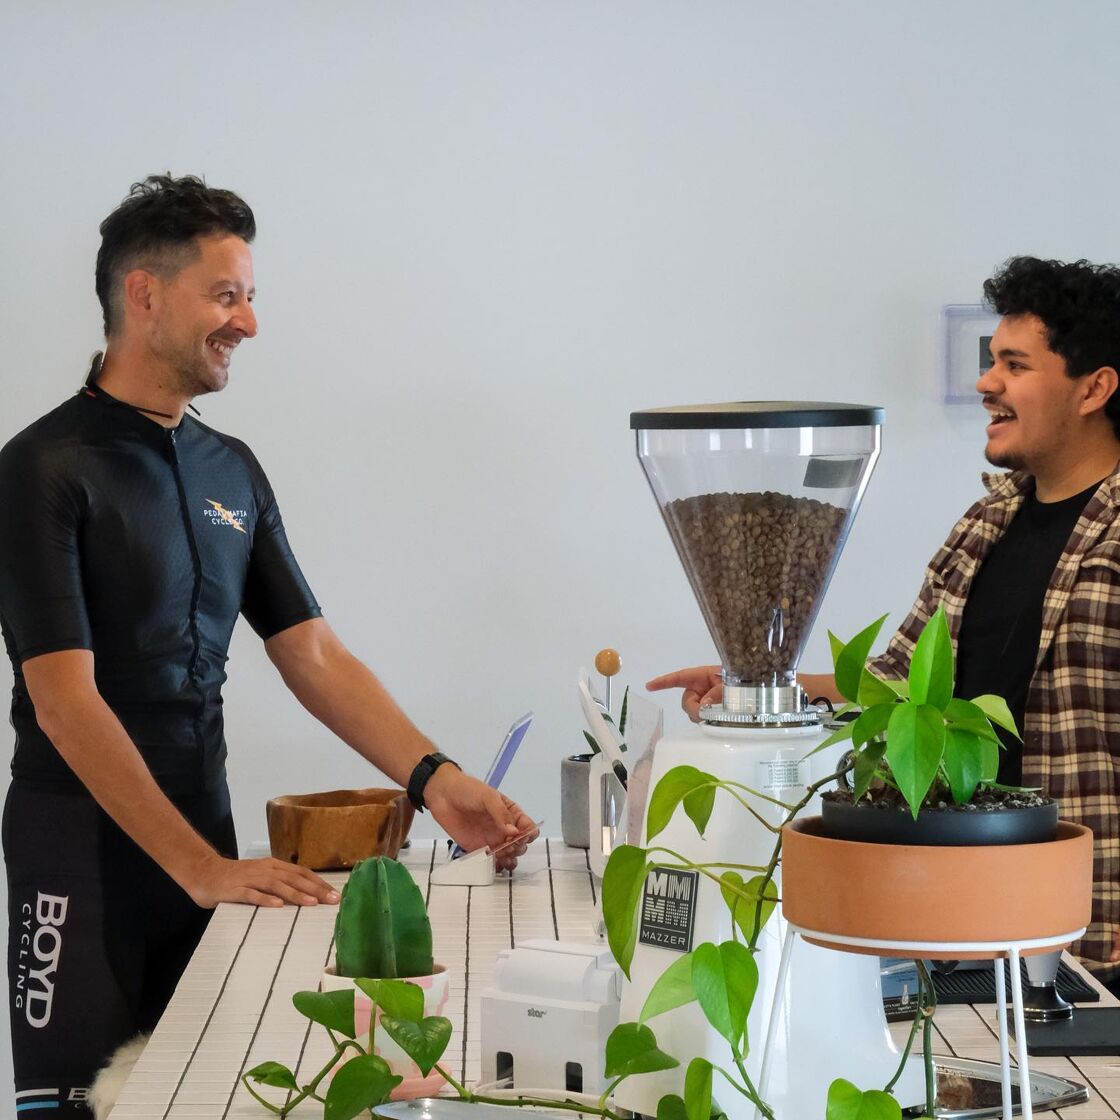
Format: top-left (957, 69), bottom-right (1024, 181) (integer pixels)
top-left (334, 856), bottom-right (434, 979)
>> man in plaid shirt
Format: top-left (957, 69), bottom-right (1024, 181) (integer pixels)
top-left (650, 256), bottom-right (1120, 982)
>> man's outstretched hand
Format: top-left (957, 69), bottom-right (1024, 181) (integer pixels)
top-left (425, 767), bottom-right (538, 871)
top-left (646, 665), bottom-right (723, 722)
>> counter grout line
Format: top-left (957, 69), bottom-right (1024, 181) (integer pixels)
top-left (546, 839), bottom-right (559, 941)
top-left (285, 916), bottom-right (341, 1112)
top-left (460, 885), bottom-right (473, 1079)
top-left (160, 909), bottom-right (259, 1120)
top-left (220, 904), bottom-right (303, 1119)
top-left (1067, 1055), bottom-right (1120, 1118)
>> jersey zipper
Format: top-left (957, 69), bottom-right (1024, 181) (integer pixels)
top-left (165, 428), bottom-right (208, 785)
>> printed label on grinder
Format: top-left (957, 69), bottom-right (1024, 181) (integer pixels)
top-left (758, 758), bottom-right (803, 792)
top-left (637, 867), bottom-right (698, 953)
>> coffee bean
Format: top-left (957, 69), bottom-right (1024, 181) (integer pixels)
top-left (664, 491), bottom-right (846, 678)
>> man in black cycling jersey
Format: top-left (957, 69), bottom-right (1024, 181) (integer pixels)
top-left (0, 174), bottom-right (537, 1116)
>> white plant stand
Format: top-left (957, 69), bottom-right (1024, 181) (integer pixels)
top-left (759, 923), bottom-right (1087, 1120)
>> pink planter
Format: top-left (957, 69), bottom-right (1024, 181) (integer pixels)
top-left (321, 964), bottom-right (452, 1099)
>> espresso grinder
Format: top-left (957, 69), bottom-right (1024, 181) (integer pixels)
top-left (617, 403), bottom-right (924, 1119)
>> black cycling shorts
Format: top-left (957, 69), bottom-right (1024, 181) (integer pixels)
top-left (4, 780), bottom-right (237, 1116)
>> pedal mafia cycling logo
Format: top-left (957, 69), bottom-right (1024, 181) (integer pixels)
top-left (14, 892), bottom-right (68, 1028)
top-left (203, 499), bottom-right (247, 534)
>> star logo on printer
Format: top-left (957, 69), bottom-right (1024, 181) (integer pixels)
top-left (204, 500), bottom-right (247, 534)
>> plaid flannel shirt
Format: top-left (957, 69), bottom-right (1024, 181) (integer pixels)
top-left (868, 465), bottom-right (1120, 976)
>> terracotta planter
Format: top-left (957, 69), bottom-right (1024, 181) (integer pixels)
top-left (819, 796), bottom-right (1059, 846)
top-left (321, 964), bottom-right (451, 1099)
top-left (266, 788), bottom-right (414, 870)
top-left (781, 815), bottom-right (1092, 958)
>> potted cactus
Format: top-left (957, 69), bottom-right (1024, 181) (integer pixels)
top-left (322, 857), bottom-right (451, 1099)
top-left (243, 856), bottom-right (453, 1116)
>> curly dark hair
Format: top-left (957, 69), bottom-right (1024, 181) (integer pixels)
top-left (983, 256), bottom-right (1120, 438)
top-left (95, 174), bottom-right (256, 337)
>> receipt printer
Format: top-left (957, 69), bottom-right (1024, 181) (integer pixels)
top-left (479, 939), bottom-right (622, 1094)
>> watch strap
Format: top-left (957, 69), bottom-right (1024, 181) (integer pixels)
top-left (407, 751), bottom-right (460, 812)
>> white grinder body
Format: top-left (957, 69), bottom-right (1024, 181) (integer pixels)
top-left (614, 722), bottom-right (924, 1120)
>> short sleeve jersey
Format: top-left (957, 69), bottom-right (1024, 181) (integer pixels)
top-left (0, 383), bottom-right (322, 794)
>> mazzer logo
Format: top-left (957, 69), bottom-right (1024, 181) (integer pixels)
top-left (204, 499), bottom-right (247, 534)
top-left (15, 893), bottom-right (68, 1027)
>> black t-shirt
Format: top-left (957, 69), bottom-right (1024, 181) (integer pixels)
top-left (955, 479), bottom-right (1102, 785)
top-left (0, 384), bottom-right (322, 793)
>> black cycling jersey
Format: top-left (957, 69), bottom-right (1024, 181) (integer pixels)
top-left (0, 380), bottom-right (321, 793)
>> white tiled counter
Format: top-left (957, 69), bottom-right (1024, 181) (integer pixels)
top-left (111, 840), bottom-right (1120, 1119)
top-left (109, 840), bottom-right (597, 1118)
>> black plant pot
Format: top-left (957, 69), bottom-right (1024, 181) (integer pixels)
top-left (819, 797), bottom-right (1059, 847)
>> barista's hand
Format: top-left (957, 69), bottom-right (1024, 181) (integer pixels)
top-left (646, 666), bottom-right (723, 722)
top-left (1110, 926), bottom-right (1120, 963)
top-left (425, 767), bottom-right (538, 871)
top-left (182, 852), bottom-right (341, 910)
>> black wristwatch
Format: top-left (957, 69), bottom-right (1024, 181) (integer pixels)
top-left (407, 752), bottom-right (460, 812)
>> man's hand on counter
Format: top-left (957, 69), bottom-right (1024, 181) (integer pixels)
top-left (183, 851), bottom-right (341, 910)
top-left (424, 766), bottom-right (538, 871)
top-left (1111, 928), bottom-right (1120, 964)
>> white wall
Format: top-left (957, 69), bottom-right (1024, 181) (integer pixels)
top-left (3, 0), bottom-right (1120, 1106)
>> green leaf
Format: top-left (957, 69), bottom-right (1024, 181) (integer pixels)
top-left (683, 786), bottom-right (717, 837)
top-left (656, 1095), bottom-right (689, 1120)
top-left (857, 670), bottom-right (899, 708)
top-left (646, 766), bottom-right (718, 841)
top-left (244, 1061), bottom-right (299, 1091)
top-left (380, 1014), bottom-right (453, 1076)
top-left (639, 952), bottom-right (695, 1023)
top-left (583, 730), bottom-right (602, 755)
top-left (825, 1078), bottom-right (904, 1120)
top-left (691, 941), bottom-right (758, 1053)
top-left (879, 676), bottom-right (910, 699)
top-left (684, 1058), bottom-right (713, 1120)
top-left (851, 704), bottom-right (892, 749)
top-left (944, 698), bottom-right (1000, 742)
top-left (323, 1053), bottom-right (402, 1120)
top-left (970, 694), bottom-right (1021, 739)
top-left (942, 727), bottom-right (985, 805)
top-left (720, 872), bottom-right (777, 940)
top-left (828, 629), bottom-right (845, 663)
top-left (980, 736), bottom-right (1000, 782)
top-left (885, 703), bottom-right (946, 818)
top-left (833, 615), bottom-right (889, 702)
top-left (619, 686), bottom-right (630, 736)
top-left (908, 606), bottom-right (954, 710)
top-left (602, 845), bottom-right (649, 979)
top-left (354, 977), bottom-right (424, 1022)
top-left (805, 719), bottom-right (856, 757)
top-left (604, 1022), bottom-right (680, 1078)
top-left (293, 989), bottom-right (356, 1039)
top-left (852, 740), bottom-right (887, 801)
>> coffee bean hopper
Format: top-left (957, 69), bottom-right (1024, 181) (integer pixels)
top-left (618, 402), bottom-right (925, 1118)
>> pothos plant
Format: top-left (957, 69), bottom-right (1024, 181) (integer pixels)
top-left (815, 605), bottom-right (1020, 815)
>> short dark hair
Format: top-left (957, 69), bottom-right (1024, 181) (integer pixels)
top-left (983, 255), bottom-right (1120, 438)
top-left (95, 174), bottom-right (256, 337)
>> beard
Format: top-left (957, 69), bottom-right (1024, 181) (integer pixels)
top-left (149, 323), bottom-right (228, 398)
top-left (984, 442), bottom-right (1027, 471)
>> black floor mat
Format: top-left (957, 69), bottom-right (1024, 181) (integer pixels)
top-left (883, 960), bottom-right (1099, 1022)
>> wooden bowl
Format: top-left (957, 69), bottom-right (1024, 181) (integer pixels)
top-left (781, 815), bottom-right (1092, 957)
top-left (266, 788), bottom-right (414, 870)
